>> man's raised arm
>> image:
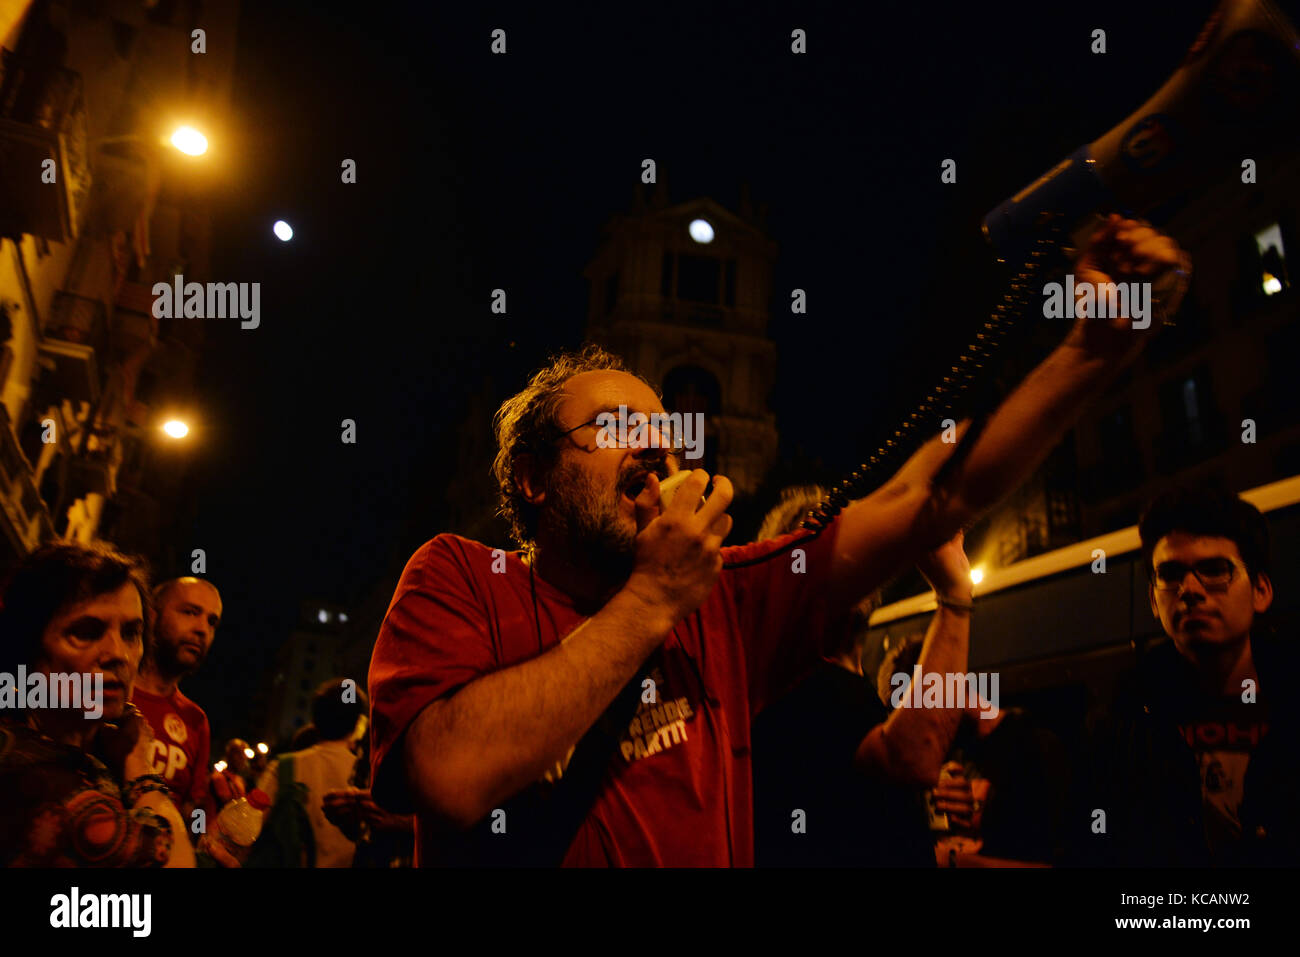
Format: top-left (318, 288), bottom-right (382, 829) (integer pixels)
top-left (826, 215), bottom-right (1189, 613)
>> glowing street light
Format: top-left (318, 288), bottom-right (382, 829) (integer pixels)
top-left (243, 747), bottom-right (255, 760)
top-left (162, 420), bottom-right (189, 439)
top-left (170, 126), bottom-right (209, 156)
top-left (689, 219), bottom-right (714, 243)
top-left (273, 220), bottom-right (294, 242)
top-left (214, 760), bottom-right (228, 773)
top-left (256, 743), bottom-right (269, 755)
top-left (970, 567), bottom-right (985, 586)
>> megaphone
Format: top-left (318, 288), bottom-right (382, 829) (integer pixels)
top-left (983, 0), bottom-right (1300, 259)
top-left (792, 0), bottom-right (1300, 541)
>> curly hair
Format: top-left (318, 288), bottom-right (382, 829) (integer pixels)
top-left (492, 342), bottom-right (660, 550)
top-left (0, 541), bottom-right (154, 678)
top-left (756, 484), bottom-right (827, 542)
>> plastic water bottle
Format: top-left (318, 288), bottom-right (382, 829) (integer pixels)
top-left (201, 789), bottom-right (271, 864)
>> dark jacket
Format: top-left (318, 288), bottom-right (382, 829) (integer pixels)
top-left (1073, 630), bottom-right (1300, 867)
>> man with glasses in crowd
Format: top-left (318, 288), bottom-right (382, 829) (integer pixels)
top-left (1077, 486), bottom-right (1298, 866)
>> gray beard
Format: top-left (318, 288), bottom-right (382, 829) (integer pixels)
top-left (545, 459), bottom-right (637, 582)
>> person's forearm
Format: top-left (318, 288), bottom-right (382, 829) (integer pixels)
top-left (827, 347), bottom-right (1124, 613)
top-left (404, 585), bottom-right (675, 829)
top-left (856, 603), bottom-right (969, 787)
top-left (935, 343), bottom-right (1119, 527)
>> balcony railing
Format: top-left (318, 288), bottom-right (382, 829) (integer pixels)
top-left (112, 282), bottom-right (160, 361)
top-left (0, 56), bottom-right (91, 242)
top-left (47, 291), bottom-right (109, 350)
top-left (38, 292), bottom-right (107, 403)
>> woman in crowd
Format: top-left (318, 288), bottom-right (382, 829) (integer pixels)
top-left (0, 541), bottom-right (231, 867)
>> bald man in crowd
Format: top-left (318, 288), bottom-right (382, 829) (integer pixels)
top-left (131, 577), bottom-right (235, 829)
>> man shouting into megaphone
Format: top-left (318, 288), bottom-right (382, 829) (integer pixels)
top-left (366, 214), bottom-right (1188, 867)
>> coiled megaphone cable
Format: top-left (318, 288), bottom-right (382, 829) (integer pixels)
top-left (722, 215), bottom-right (1068, 570)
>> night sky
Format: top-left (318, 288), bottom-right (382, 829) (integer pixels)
top-left (179, 0), bottom-right (1230, 741)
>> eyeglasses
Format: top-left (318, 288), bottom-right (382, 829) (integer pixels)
top-left (1153, 557), bottom-right (1246, 593)
top-left (553, 409), bottom-right (685, 455)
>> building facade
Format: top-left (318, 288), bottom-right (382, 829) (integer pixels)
top-left (970, 151), bottom-right (1298, 577)
top-left (583, 184), bottom-right (780, 497)
top-left (258, 600), bottom-right (355, 746)
top-left (0, 0), bottom-right (239, 573)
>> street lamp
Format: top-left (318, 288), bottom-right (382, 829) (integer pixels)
top-left (169, 126), bottom-right (209, 156)
top-left (94, 126), bottom-right (211, 156)
top-left (162, 419), bottom-right (189, 439)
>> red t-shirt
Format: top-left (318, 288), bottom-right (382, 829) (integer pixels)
top-left (130, 685), bottom-right (212, 820)
top-left (368, 515), bottom-right (847, 866)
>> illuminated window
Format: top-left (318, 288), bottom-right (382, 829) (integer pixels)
top-left (1255, 224), bottom-right (1288, 296)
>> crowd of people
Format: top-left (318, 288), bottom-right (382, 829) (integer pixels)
top-left (2, 215), bottom-right (1295, 868)
top-left (0, 551), bottom-right (411, 868)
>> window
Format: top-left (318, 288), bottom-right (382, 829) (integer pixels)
top-left (662, 366), bottom-right (721, 474)
top-left (1160, 368), bottom-right (1214, 445)
top-left (1156, 366), bottom-right (1220, 473)
top-left (1099, 407), bottom-right (1136, 459)
top-left (1234, 221), bottom-right (1294, 316)
top-left (1256, 223), bottom-right (1288, 296)
top-left (1182, 378), bottom-right (1203, 446)
top-left (676, 255), bottom-right (720, 304)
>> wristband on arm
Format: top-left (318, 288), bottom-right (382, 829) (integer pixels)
top-left (935, 596), bottom-right (974, 613)
top-left (124, 773), bottom-right (171, 806)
